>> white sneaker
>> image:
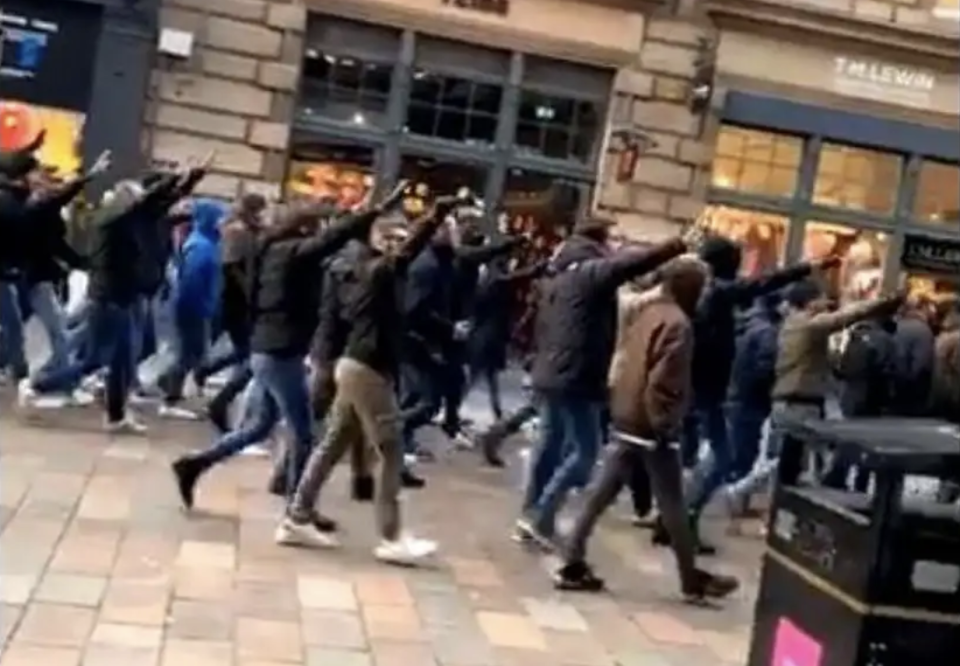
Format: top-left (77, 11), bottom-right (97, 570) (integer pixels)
top-left (374, 535), bottom-right (438, 565)
top-left (67, 389), bottom-right (96, 407)
top-left (157, 404), bottom-right (200, 420)
top-left (17, 379), bottom-right (39, 409)
top-left (81, 374), bottom-right (105, 393)
top-left (128, 390), bottom-right (159, 406)
top-left (241, 443), bottom-right (271, 457)
top-left (274, 517), bottom-right (340, 549)
top-left (450, 431), bottom-right (474, 450)
top-left (105, 416), bottom-right (149, 435)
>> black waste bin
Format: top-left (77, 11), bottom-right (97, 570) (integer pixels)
top-left (747, 418), bottom-right (960, 666)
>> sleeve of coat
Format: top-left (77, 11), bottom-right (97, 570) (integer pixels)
top-left (643, 319), bottom-right (694, 439)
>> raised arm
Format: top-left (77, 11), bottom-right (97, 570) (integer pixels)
top-left (582, 237), bottom-right (688, 295)
top-left (806, 292), bottom-right (904, 335)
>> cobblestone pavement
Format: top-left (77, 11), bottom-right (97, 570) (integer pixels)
top-left (0, 396), bottom-right (763, 666)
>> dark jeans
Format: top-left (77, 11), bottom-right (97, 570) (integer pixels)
top-left (193, 354), bottom-right (314, 501)
top-left (33, 301), bottom-right (136, 422)
top-left (726, 401), bottom-right (769, 482)
top-left (523, 391), bottom-right (604, 535)
top-left (685, 398), bottom-right (734, 519)
top-left (440, 357), bottom-right (467, 435)
top-left (399, 359), bottom-right (443, 453)
top-left (563, 438), bottom-right (699, 591)
top-left (157, 313), bottom-right (209, 405)
top-left (466, 362), bottom-right (504, 421)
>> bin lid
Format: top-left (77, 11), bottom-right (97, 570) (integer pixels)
top-left (783, 418), bottom-right (960, 477)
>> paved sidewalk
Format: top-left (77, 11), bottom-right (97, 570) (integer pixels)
top-left (1, 403), bottom-right (762, 666)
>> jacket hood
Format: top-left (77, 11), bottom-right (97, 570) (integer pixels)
top-left (551, 233), bottom-right (608, 271)
top-left (191, 198), bottom-right (226, 241)
top-left (698, 235), bottom-right (742, 280)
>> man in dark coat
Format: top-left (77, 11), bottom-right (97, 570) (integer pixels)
top-left (516, 218), bottom-right (687, 547)
top-left (677, 237), bottom-right (831, 553)
top-left (891, 297), bottom-right (936, 416)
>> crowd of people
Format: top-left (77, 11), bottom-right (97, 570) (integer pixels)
top-left (2, 132), bottom-right (958, 603)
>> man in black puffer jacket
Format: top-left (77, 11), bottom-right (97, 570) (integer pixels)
top-left (517, 218), bottom-right (687, 546)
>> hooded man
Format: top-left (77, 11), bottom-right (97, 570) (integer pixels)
top-left (674, 237), bottom-right (831, 553)
top-left (156, 198), bottom-right (226, 418)
top-left (554, 255), bottom-right (739, 604)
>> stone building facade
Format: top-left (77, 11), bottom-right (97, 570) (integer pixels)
top-left (141, 0), bottom-right (959, 255)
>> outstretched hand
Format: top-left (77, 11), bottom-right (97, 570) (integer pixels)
top-left (379, 179), bottom-right (410, 211)
top-left (88, 150), bottom-right (112, 176)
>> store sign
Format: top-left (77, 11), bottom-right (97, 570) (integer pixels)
top-left (901, 234), bottom-right (960, 274)
top-left (441, 0), bottom-right (509, 16)
top-left (0, 0), bottom-right (101, 112)
top-left (833, 56), bottom-right (936, 106)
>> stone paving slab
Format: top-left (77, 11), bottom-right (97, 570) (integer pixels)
top-left (1, 399), bottom-right (762, 666)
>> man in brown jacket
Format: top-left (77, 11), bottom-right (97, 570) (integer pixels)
top-left (554, 256), bottom-right (738, 603)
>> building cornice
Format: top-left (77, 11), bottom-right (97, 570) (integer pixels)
top-left (703, 0), bottom-right (960, 62)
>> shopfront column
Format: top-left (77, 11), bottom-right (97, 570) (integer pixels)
top-left (483, 52), bottom-right (523, 227)
top-left (376, 31), bottom-right (416, 194)
top-left (84, 3), bottom-right (158, 190)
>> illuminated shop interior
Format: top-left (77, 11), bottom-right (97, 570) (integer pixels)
top-left (705, 124), bottom-right (959, 302)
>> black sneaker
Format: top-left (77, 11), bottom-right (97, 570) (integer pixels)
top-left (400, 469), bottom-right (426, 489)
top-left (553, 561), bottom-right (606, 592)
top-left (171, 457), bottom-right (205, 510)
top-left (682, 569), bottom-right (739, 605)
top-left (352, 475), bottom-right (375, 502)
top-left (479, 430), bottom-right (506, 468)
top-left (308, 510), bottom-right (338, 533)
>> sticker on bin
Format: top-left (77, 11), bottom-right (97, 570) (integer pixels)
top-left (771, 617), bottom-right (823, 666)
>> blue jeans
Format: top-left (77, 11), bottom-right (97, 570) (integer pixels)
top-left (399, 359), bottom-right (443, 454)
top-left (33, 301), bottom-right (136, 422)
top-left (26, 282), bottom-right (71, 378)
top-left (194, 354), bottom-right (315, 500)
top-left (157, 312), bottom-right (209, 404)
top-left (523, 392), bottom-right (604, 535)
top-left (686, 399), bottom-right (734, 518)
top-left (726, 401), bottom-right (769, 483)
top-left (0, 280), bottom-right (28, 379)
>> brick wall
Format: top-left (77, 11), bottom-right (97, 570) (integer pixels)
top-left (596, 15), bottom-right (715, 241)
top-left (144, 0), bottom-right (306, 200)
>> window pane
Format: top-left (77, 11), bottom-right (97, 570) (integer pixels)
top-left (286, 143), bottom-right (376, 209)
top-left (914, 160), bottom-right (960, 225)
top-left (299, 52), bottom-right (391, 126)
top-left (813, 144), bottom-right (901, 214)
top-left (515, 90), bottom-right (600, 162)
top-left (398, 154), bottom-right (488, 218)
top-left (710, 125), bottom-right (802, 197)
top-left (404, 71), bottom-right (501, 146)
top-left (701, 205), bottom-right (788, 278)
top-left (802, 222), bottom-right (888, 300)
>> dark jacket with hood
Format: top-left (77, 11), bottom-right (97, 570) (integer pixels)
top-left (311, 239), bottom-right (369, 370)
top-left (219, 214), bottom-right (264, 343)
top-left (692, 236), bottom-right (813, 402)
top-left (467, 258), bottom-right (548, 371)
top-left (891, 313), bottom-right (936, 415)
top-left (86, 175), bottom-right (183, 306)
top-left (727, 292), bottom-right (782, 412)
top-left (530, 233), bottom-right (686, 400)
top-left (0, 150), bottom-right (42, 280)
top-left (248, 209), bottom-right (378, 357)
top-left (403, 241), bottom-right (460, 359)
top-left (836, 317), bottom-right (898, 417)
top-left (134, 170), bottom-right (206, 297)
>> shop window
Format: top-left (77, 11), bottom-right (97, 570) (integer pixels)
top-left (711, 126), bottom-right (803, 198)
top-left (404, 73), bottom-right (502, 146)
top-left (286, 142), bottom-right (376, 209)
top-left (700, 205), bottom-right (788, 278)
top-left (398, 154), bottom-right (488, 218)
top-left (813, 143), bottom-right (901, 215)
top-left (514, 91), bottom-right (600, 162)
top-left (914, 160), bottom-right (960, 225)
top-left (299, 52), bottom-right (393, 126)
top-left (802, 222), bottom-right (888, 300)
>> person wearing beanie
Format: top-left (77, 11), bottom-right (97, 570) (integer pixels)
top-left (665, 235), bottom-right (834, 555)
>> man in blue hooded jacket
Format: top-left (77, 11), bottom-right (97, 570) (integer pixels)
top-left (156, 198), bottom-right (225, 418)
